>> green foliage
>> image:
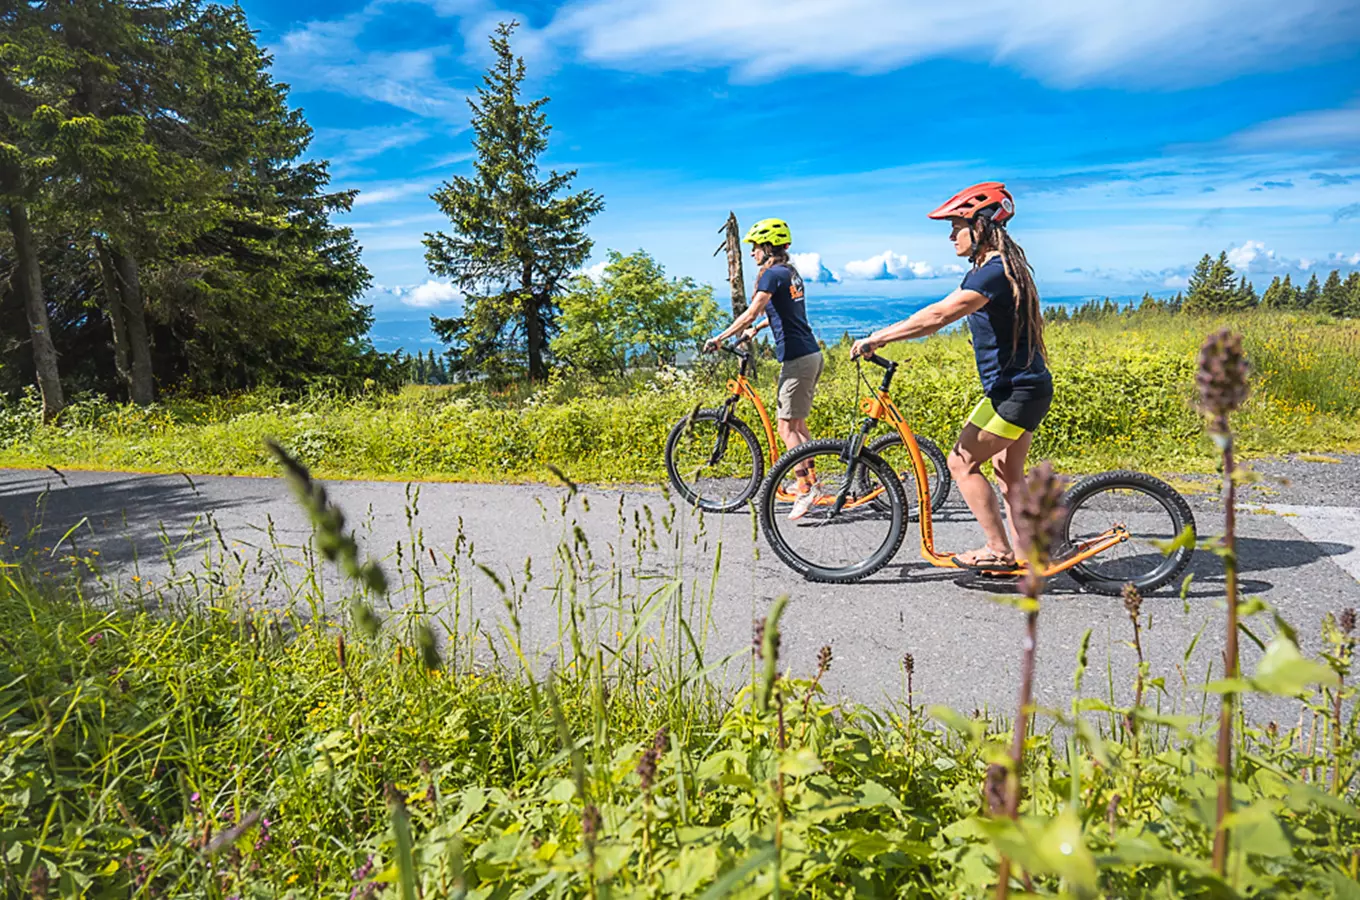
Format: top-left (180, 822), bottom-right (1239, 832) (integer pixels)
top-left (1184, 252), bottom-right (1241, 313)
top-left (554, 250), bottom-right (722, 378)
top-left (1, 457), bottom-right (1356, 897)
top-left (425, 22), bottom-right (604, 382)
top-left (0, 0), bottom-right (386, 402)
top-left (1319, 269), bottom-right (1349, 318)
top-left (3, 313), bottom-right (1360, 480)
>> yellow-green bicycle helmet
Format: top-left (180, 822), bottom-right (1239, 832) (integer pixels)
top-left (743, 218), bottom-right (792, 247)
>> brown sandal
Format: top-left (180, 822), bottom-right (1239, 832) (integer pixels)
top-left (951, 549), bottom-right (1017, 572)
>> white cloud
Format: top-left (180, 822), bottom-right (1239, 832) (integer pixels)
top-left (548, 0), bottom-right (1360, 87)
top-left (843, 250), bottom-right (953, 281)
top-left (789, 252), bottom-right (839, 284)
top-left (577, 260), bottom-right (610, 281)
top-left (401, 280), bottom-right (464, 307)
top-left (1226, 240), bottom-right (1294, 275)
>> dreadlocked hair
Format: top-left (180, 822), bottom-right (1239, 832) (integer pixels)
top-left (757, 243), bottom-right (800, 279)
top-left (971, 215), bottom-right (1046, 366)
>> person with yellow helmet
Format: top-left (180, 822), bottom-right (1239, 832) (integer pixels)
top-left (705, 217), bottom-right (825, 520)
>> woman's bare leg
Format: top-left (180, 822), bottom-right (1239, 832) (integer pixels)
top-left (947, 423), bottom-right (1020, 563)
top-left (992, 430), bottom-right (1035, 551)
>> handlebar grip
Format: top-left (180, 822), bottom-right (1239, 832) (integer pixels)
top-left (865, 353), bottom-right (893, 370)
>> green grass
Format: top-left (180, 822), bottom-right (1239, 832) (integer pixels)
top-left (3, 312), bottom-right (1358, 484)
top-left (1, 451), bottom-right (1357, 897)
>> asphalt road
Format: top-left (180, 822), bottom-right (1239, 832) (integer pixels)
top-left (3, 457), bottom-right (1357, 726)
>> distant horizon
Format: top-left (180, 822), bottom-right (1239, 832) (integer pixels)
top-left (366, 288), bottom-right (1181, 356)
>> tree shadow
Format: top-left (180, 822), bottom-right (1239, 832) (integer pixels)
top-left (0, 470), bottom-right (256, 571)
top-left (841, 532), bottom-right (1354, 601)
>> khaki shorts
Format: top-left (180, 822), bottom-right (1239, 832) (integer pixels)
top-left (776, 351), bottom-right (824, 420)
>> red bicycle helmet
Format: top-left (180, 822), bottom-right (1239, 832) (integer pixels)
top-left (927, 181), bottom-right (1015, 224)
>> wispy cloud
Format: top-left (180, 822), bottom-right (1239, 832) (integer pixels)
top-left (548, 0), bottom-right (1360, 87)
top-left (271, 5), bottom-right (468, 121)
top-left (350, 178), bottom-right (445, 208)
top-left (1229, 100), bottom-right (1360, 151)
top-left (1311, 172), bottom-right (1355, 186)
top-left (316, 123), bottom-right (433, 165)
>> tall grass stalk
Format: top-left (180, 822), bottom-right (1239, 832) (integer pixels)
top-left (1197, 328), bottom-right (1249, 876)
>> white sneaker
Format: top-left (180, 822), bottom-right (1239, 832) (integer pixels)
top-left (788, 482), bottom-right (826, 521)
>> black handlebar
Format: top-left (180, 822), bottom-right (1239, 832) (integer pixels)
top-left (862, 352), bottom-right (894, 370)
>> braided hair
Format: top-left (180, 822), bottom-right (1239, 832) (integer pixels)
top-left (970, 214), bottom-right (1046, 365)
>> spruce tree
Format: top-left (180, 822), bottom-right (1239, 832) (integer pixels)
top-left (1185, 254), bottom-right (1214, 312)
top-left (1301, 272), bottom-right (1320, 308)
top-left (1280, 274), bottom-right (1298, 309)
top-left (425, 22), bottom-right (604, 382)
top-left (0, 2), bottom-right (65, 420)
top-left (1345, 272), bottom-right (1360, 318)
top-left (1260, 276), bottom-right (1284, 309)
top-left (1318, 269), bottom-right (1347, 317)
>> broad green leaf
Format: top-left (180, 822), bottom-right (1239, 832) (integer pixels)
top-left (856, 780), bottom-right (904, 811)
top-left (1251, 635), bottom-right (1340, 696)
top-left (778, 748), bottom-right (823, 778)
top-left (1221, 800), bottom-right (1292, 859)
top-left (930, 705), bottom-right (984, 742)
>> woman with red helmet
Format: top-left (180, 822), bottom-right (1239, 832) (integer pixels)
top-left (851, 182), bottom-right (1052, 571)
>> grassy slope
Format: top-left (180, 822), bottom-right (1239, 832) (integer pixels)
top-left (3, 312), bottom-right (1357, 483)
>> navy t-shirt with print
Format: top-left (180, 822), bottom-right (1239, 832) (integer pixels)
top-left (960, 255), bottom-right (1051, 393)
top-left (757, 264), bottom-right (819, 363)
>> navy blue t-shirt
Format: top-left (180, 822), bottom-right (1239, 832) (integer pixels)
top-left (960, 255), bottom-right (1050, 393)
top-left (757, 264), bottom-right (819, 363)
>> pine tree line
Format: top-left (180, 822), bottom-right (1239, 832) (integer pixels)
top-left (1048, 252), bottom-right (1360, 324)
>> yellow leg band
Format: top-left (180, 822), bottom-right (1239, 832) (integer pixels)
top-left (967, 397), bottom-right (1025, 440)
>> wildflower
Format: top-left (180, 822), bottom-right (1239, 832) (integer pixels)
top-left (902, 653), bottom-right (914, 676)
top-left (88, 632), bottom-right (103, 646)
top-left (1196, 328), bottom-right (1250, 433)
top-left (753, 617), bottom-right (780, 663)
top-left (817, 645), bottom-right (833, 674)
top-left (1122, 583), bottom-right (1143, 622)
top-left (637, 728), bottom-right (667, 792)
top-left (1013, 461), bottom-right (1067, 595)
top-left (582, 804), bottom-right (601, 844)
top-left (1341, 607), bottom-right (1356, 637)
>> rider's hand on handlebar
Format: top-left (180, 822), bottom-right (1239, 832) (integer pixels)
top-left (703, 337), bottom-right (721, 354)
top-left (740, 326), bottom-right (759, 342)
top-left (850, 337), bottom-right (881, 360)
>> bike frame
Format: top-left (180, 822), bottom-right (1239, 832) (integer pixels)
top-left (719, 346), bottom-right (798, 502)
top-left (845, 354), bottom-right (1130, 577)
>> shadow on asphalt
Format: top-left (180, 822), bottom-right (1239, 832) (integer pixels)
top-left (839, 534), bottom-right (1353, 600)
top-left (0, 473), bottom-right (257, 568)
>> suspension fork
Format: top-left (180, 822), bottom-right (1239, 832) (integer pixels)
top-left (706, 393), bottom-right (741, 466)
top-left (831, 415), bottom-right (878, 515)
top-left (830, 354), bottom-right (898, 515)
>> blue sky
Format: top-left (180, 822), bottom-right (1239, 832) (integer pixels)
top-left (239, 0), bottom-right (1360, 335)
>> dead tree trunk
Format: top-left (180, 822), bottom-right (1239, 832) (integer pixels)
top-left (715, 212), bottom-right (747, 317)
top-left (5, 199), bottom-right (64, 422)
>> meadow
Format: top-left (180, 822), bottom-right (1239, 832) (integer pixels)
top-left (2, 312), bottom-right (1358, 484)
